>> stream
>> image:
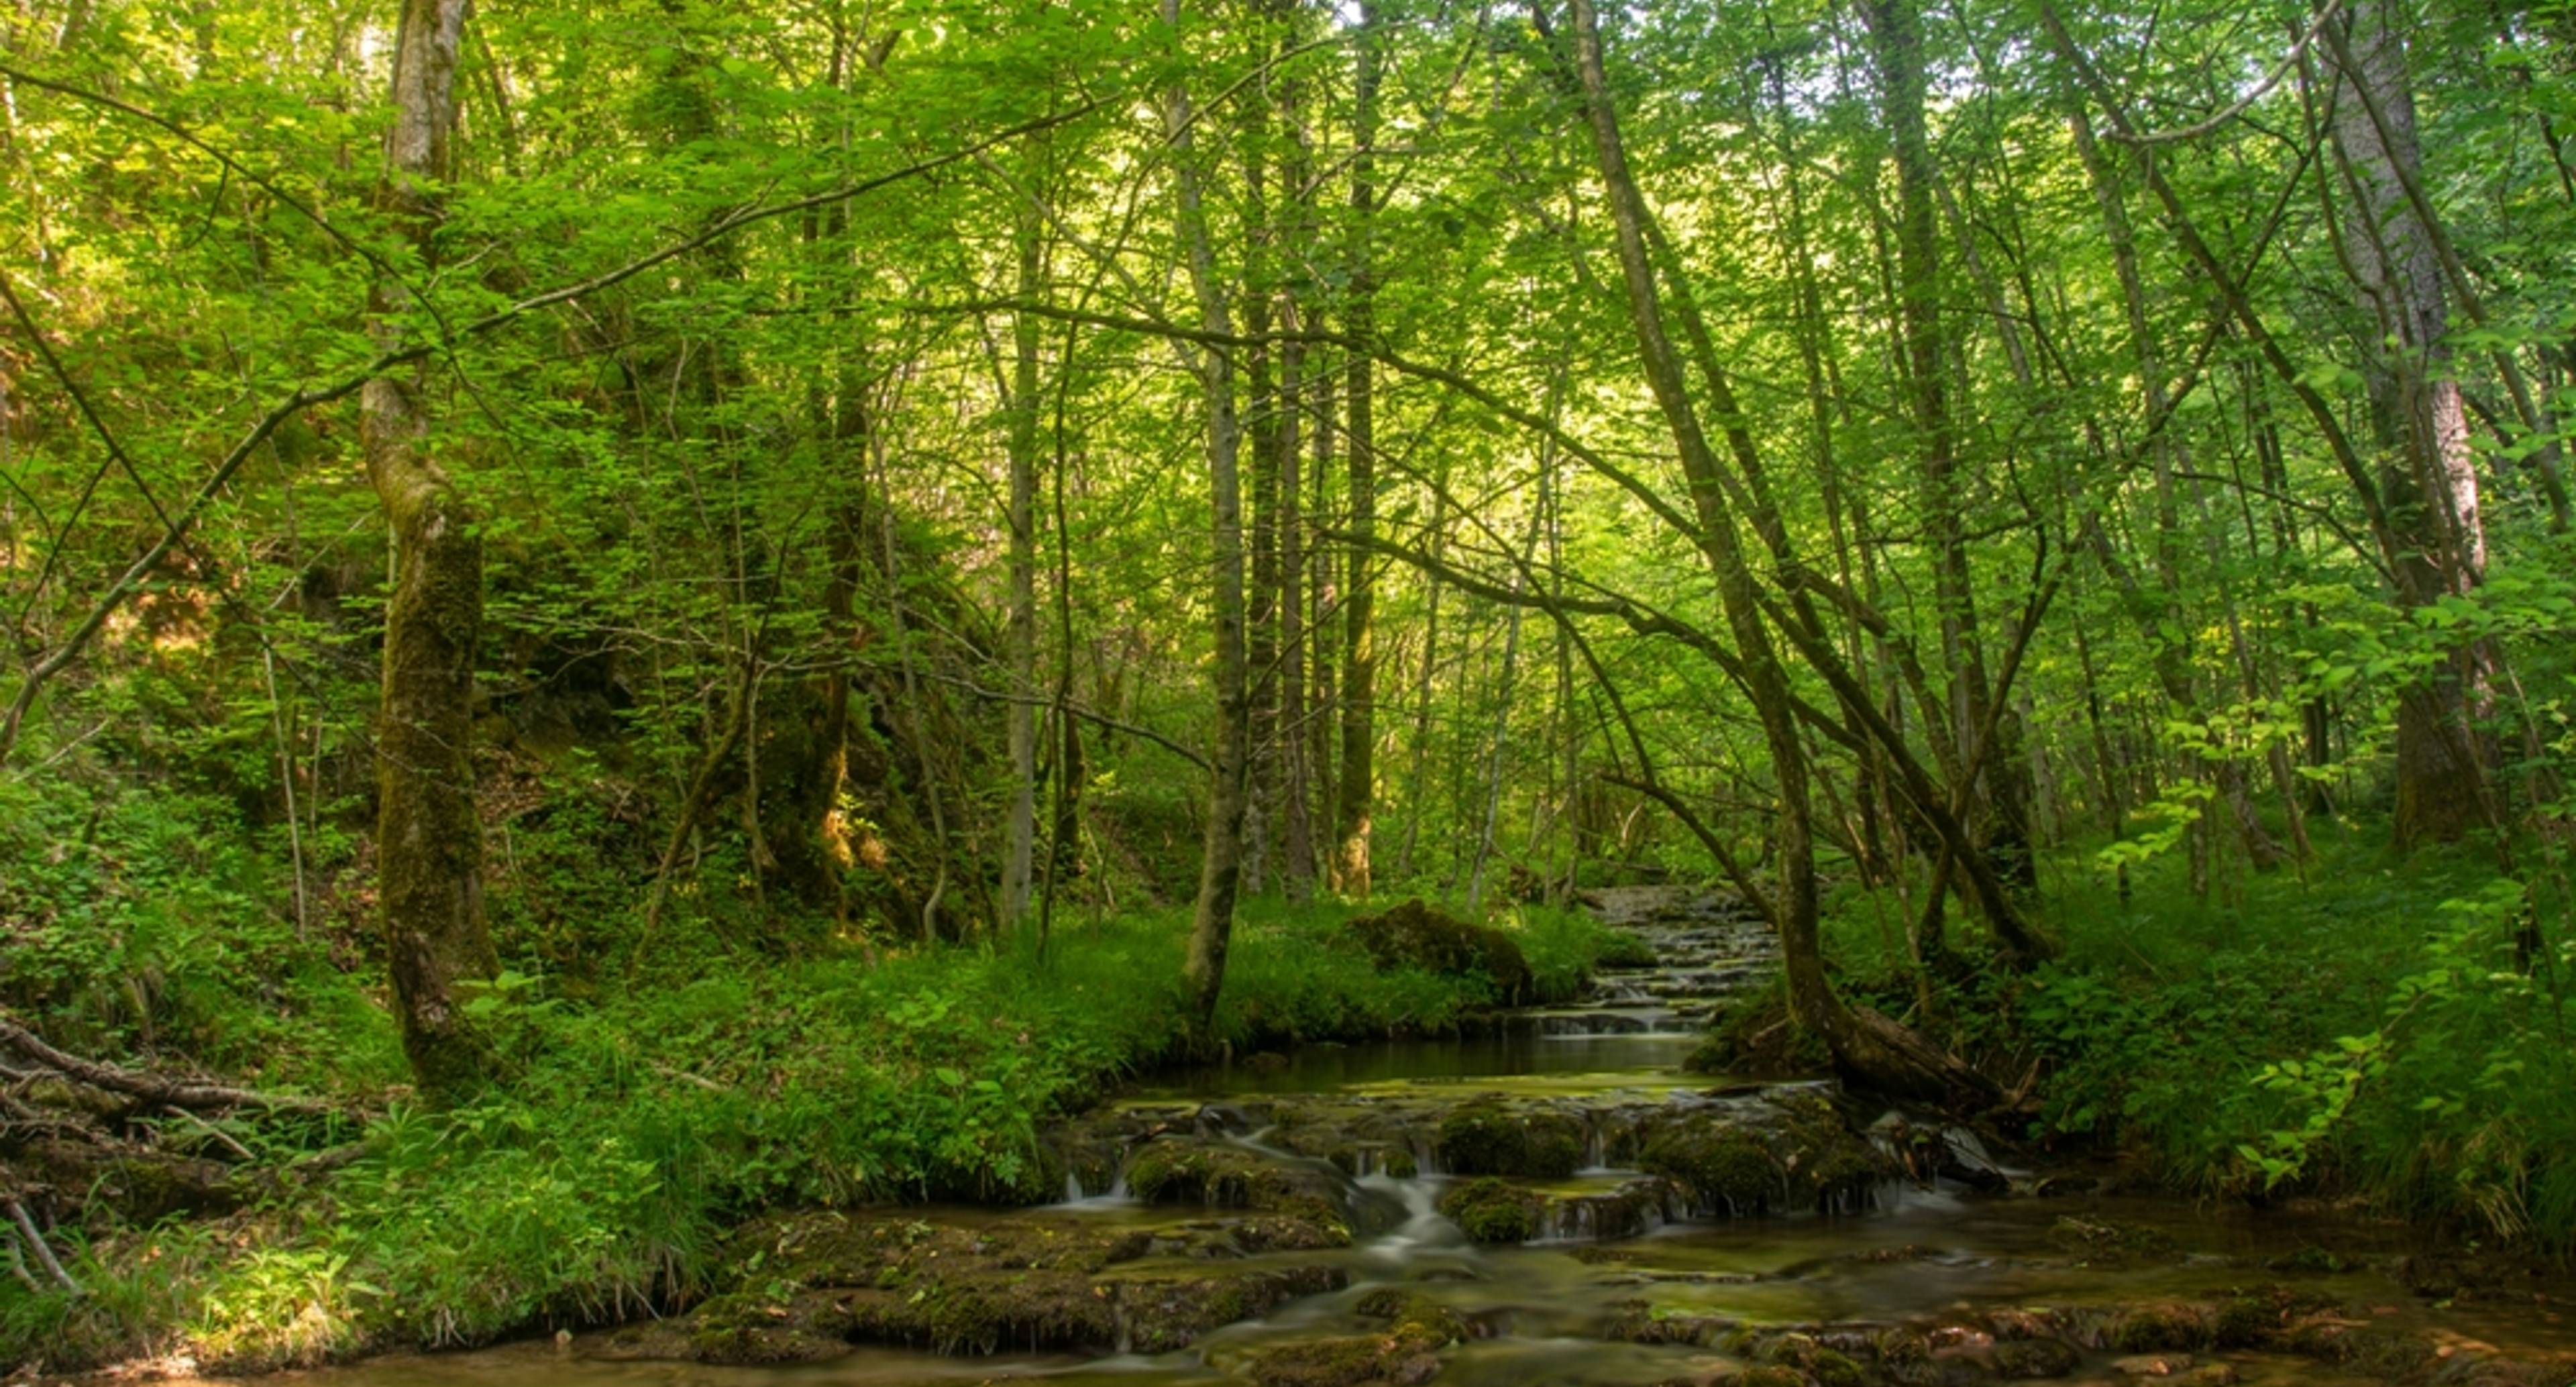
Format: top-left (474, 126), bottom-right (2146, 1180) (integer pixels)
top-left (261, 889), bottom-right (2575, 1387)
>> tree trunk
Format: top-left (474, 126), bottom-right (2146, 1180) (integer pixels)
top-left (1001, 188), bottom-right (1044, 928)
top-left (367, 0), bottom-right (496, 1099)
top-left (2325, 0), bottom-right (2496, 848)
top-left (2070, 109), bottom-right (2288, 874)
top-left (1169, 0), bottom-right (1252, 1025)
top-left (1862, 0), bottom-right (2031, 889)
top-left (1244, 75), bottom-right (1282, 899)
top-left (1561, 0), bottom-right (1993, 1108)
top-left (1279, 298), bottom-right (1316, 902)
top-left (1333, 0), bottom-right (1381, 900)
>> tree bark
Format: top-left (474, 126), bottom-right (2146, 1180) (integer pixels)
top-left (1333, 0), bottom-right (1382, 900)
top-left (367, 0), bottom-right (496, 1100)
top-left (2324, 0), bottom-right (2496, 848)
top-left (1862, 0), bottom-right (2031, 889)
top-left (1001, 181), bottom-right (1044, 928)
top-left (1169, 0), bottom-right (1252, 1025)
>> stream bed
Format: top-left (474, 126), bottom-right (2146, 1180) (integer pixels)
top-left (254, 889), bottom-right (2576, 1387)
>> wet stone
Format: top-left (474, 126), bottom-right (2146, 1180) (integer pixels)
top-left (610, 1205), bottom-right (1355, 1362)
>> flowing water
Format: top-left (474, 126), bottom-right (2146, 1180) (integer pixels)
top-left (258, 889), bottom-right (2576, 1387)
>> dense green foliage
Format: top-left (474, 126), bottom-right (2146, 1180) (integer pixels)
top-left (1687, 828), bottom-right (2576, 1250)
top-left (4, 0), bottom-right (2576, 1372)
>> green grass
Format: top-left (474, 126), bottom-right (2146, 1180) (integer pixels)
top-left (0, 895), bottom-right (1622, 1374)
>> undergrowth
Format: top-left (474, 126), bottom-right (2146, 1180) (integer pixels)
top-left (0, 889), bottom-right (1616, 1374)
top-left (1761, 821), bottom-right (2576, 1256)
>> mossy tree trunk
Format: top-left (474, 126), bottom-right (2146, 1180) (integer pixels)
top-left (366, 0), bottom-right (497, 1099)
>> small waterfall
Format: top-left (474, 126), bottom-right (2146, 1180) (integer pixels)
top-left (1051, 1164), bottom-right (1131, 1210)
top-left (1355, 1172), bottom-right (1475, 1270)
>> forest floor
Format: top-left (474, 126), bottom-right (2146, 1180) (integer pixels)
top-left (5, 824), bottom-right (2571, 1381)
top-left (0, 899), bottom-right (1623, 1375)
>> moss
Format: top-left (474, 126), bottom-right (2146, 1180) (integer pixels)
top-left (684, 1290), bottom-right (855, 1365)
top-left (2104, 1302), bottom-right (2212, 1353)
top-left (2047, 1215), bottom-right (2177, 1263)
top-left (1433, 1102), bottom-right (1516, 1174)
top-left (1126, 1139), bottom-right (1291, 1208)
top-left (1345, 898), bottom-right (1534, 1001)
top-left (2265, 1245), bottom-right (2353, 1274)
top-left (1593, 930), bottom-right (1661, 968)
top-left (1992, 1336), bottom-right (2080, 1377)
top-left (1434, 1101), bottom-right (1584, 1178)
top-left (1527, 1112), bottom-right (1589, 1176)
top-left (1639, 1125), bottom-right (1778, 1213)
top-left (1729, 1368), bottom-right (1807, 1387)
top-left (1809, 1347), bottom-right (1869, 1386)
top-left (1438, 1176), bottom-right (1539, 1243)
top-left (1119, 1265), bottom-right (1350, 1353)
top-left (1236, 1292), bottom-right (1464, 1386)
top-left (2210, 1296), bottom-right (2274, 1349)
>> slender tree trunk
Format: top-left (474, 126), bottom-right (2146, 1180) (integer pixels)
top-left (1333, 0), bottom-right (1381, 899)
top-left (1279, 300), bottom-right (1316, 901)
top-left (1169, 0), bottom-right (1251, 1024)
top-left (1277, 46), bottom-right (1318, 903)
top-left (1001, 184), bottom-right (1045, 929)
top-left (1310, 357), bottom-right (1338, 883)
top-left (1863, 0), bottom-right (2030, 889)
top-left (1468, 479), bottom-right (1552, 910)
top-left (1244, 76), bottom-right (1282, 899)
top-left (1397, 490), bottom-right (1446, 881)
top-left (2070, 109), bottom-right (2287, 873)
top-left (368, 0), bottom-right (496, 1099)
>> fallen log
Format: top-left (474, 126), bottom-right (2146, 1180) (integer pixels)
top-left (0, 1018), bottom-right (330, 1115)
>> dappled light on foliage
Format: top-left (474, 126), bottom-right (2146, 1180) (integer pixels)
top-left (2, 0), bottom-right (2575, 1379)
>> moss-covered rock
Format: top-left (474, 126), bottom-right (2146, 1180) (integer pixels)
top-left (1346, 898), bottom-right (1533, 1002)
top-left (2047, 1215), bottom-right (2178, 1265)
top-left (1640, 1123), bottom-right (1779, 1213)
top-left (1120, 1135), bottom-right (1352, 1235)
top-left (1991, 1335), bottom-right (2079, 1377)
top-left (645, 1207), bottom-right (1351, 1360)
top-left (1439, 1175), bottom-right (1540, 1243)
top-left (2104, 1301), bottom-right (2213, 1353)
top-left (677, 1290), bottom-right (855, 1366)
top-left (1631, 1089), bottom-right (1895, 1217)
top-left (1232, 1292), bottom-right (1466, 1386)
top-left (1434, 1101), bottom-right (1585, 1177)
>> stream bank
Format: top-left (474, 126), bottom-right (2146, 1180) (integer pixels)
top-left (152, 889), bottom-right (2576, 1386)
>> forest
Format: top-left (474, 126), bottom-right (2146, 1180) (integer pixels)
top-left (1, 0), bottom-right (2574, 1381)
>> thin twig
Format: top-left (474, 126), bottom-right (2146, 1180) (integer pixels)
top-left (5, 1199), bottom-right (79, 1295)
